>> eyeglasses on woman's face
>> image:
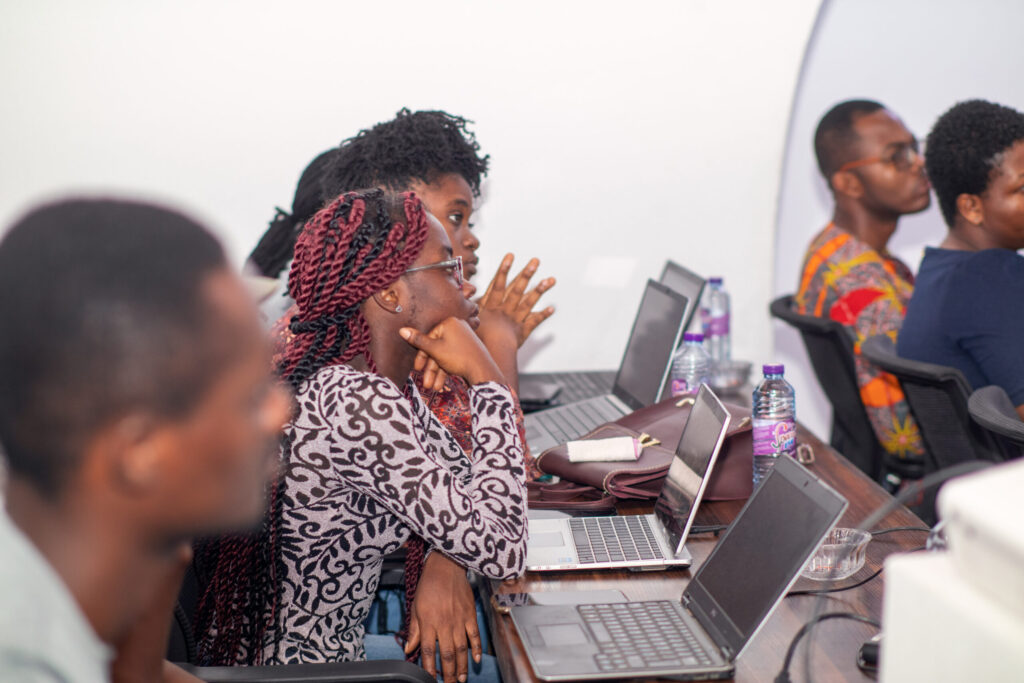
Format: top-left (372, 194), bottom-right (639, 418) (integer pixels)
top-left (404, 255), bottom-right (464, 289)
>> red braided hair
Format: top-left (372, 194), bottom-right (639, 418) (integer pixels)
top-left (195, 189), bottom-right (429, 665)
top-left (279, 189), bottom-right (428, 384)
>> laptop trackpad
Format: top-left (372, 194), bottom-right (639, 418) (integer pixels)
top-left (529, 532), bottom-right (566, 547)
top-left (534, 623), bottom-right (590, 647)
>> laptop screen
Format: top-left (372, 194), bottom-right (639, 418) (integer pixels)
top-left (612, 280), bottom-right (689, 411)
top-left (653, 385), bottom-right (731, 555)
top-left (684, 455), bottom-right (847, 659)
top-left (659, 260), bottom-right (706, 334)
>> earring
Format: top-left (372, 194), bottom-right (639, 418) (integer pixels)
top-left (395, 305), bottom-right (403, 313)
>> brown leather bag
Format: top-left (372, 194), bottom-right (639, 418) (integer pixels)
top-left (532, 395), bottom-right (755, 503)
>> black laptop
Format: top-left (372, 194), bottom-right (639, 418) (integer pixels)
top-left (520, 261), bottom-right (705, 409)
top-left (523, 280), bottom-right (688, 454)
top-left (659, 260), bottom-right (706, 336)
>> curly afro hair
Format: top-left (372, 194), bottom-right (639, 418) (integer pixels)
top-left (925, 99), bottom-right (1024, 227)
top-left (321, 108), bottom-right (489, 203)
top-left (814, 99), bottom-right (885, 180)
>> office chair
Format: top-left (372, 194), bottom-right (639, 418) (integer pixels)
top-left (860, 335), bottom-right (1015, 469)
top-left (769, 294), bottom-right (897, 482)
top-left (968, 385), bottom-right (1024, 454)
top-left (168, 559), bottom-right (433, 683)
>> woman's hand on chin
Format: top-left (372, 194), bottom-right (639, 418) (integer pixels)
top-left (401, 318), bottom-right (504, 386)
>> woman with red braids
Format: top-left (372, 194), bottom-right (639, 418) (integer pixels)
top-left (196, 188), bottom-right (525, 682)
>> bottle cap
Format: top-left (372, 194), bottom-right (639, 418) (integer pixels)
top-left (709, 276), bottom-right (723, 285)
top-left (683, 332), bottom-right (704, 342)
top-left (763, 363), bottom-right (784, 375)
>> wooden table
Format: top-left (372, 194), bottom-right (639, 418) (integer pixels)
top-left (485, 426), bottom-right (928, 682)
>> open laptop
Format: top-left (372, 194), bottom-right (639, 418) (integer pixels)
top-left (523, 280), bottom-right (689, 454)
top-left (520, 262), bottom-right (703, 409)
top-left (526, 384), bottom-right (730, 571)
top-left (659, 260), bottom-right (706, 335)
top-left (520, 267), bottom-right (703, 408)
top-left (511, 455), bottom-right (848, 681)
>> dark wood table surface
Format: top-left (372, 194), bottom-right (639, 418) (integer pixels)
top-left (485, 425), bottom-right (928, 682)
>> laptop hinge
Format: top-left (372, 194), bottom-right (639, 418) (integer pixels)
top-left (684, 591), bottom-right (735, 657)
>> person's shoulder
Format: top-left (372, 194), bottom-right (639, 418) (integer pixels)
top-left (0, 528), bottom-right (110, 683)
top-left (965, 247), bottom-right (1024, 270)
top-left (302, 364), bottom-right (403, 400)
top-left (803, 223), bottom-right (849, 258)
top-left (947, 248), bottom-right (1024, 289)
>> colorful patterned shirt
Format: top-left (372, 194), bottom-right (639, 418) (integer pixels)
top-left (795, 223), bottom-right (924, 460)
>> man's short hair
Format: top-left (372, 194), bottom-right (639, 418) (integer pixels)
top-left (321, 108), bottom-right (489, 201)
top-left (925, 99), bottom-right (1024, 227)
top-left (0, 198), bottom-right (228, 495)
top-left (814, 99), bottom-right (886, 179)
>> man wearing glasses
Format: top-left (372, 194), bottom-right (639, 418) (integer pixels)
top-left (795, 99), bottom-right (932, 467)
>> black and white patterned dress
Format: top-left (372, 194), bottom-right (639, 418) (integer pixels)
top-left (267, 364), bottom-right (527, 664)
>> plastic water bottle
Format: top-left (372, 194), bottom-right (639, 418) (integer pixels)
top-left (751, 363), bottom-right (796, 487)
top-left (670, 332), bottom-right (712, 397)
top-left (702, 277), bottom-right (731, 365)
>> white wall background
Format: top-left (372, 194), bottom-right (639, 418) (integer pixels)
top-left (0, 0), bottom-right (820, 378)
top-left (774, 0), bottom-right (1024, 440)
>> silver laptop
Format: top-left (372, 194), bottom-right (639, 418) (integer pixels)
top-left (523, 280), bottom-right (688, 454)
top-left (526, 384), bottom-right (730, 571)
top-left (659, 260), bottom-right (706, 337)
top-left (511, 455), bottom-right (848, 681)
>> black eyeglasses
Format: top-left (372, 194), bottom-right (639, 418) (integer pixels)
top-left (404, 255), bottom-right (464, 289)
top-left (839, 139), bottom-right (922, 173)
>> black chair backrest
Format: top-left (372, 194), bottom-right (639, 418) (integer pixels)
top-left (860, 335), bottom-right (1013, 469)
top-left (770, 294), bottom-right (887, 480)
top-left (968, 385), bottom-right (1024, 454)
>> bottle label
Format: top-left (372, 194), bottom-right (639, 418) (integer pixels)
top-left (707, 314), bottom-right (729, 336)
top-left (671, 378), bottom-right (697, 396)
top-left (752, 418), bottom-right (796, 456)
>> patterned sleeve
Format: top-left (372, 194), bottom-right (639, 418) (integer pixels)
top-left (310, 370), bottom-right (527, 579)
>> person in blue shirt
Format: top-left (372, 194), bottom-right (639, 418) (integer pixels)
top-left (899, 99), bottom-right (1024, 420)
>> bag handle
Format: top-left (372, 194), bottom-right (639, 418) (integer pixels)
top-left (526, 480), bottom-right (617, 512)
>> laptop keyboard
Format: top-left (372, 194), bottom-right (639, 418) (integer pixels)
top-left (545, 370), bottom-right (616, 403)
top-left (578, 601), bottom-right (715, 672)
top-left (569, 516), bottom-right (666, 565)
top-left (534, 397), bottom-right (625, 445)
